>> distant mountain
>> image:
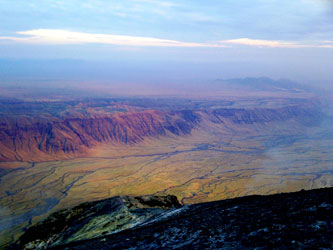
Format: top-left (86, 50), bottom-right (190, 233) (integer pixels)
top-left (214, 77), bottom-right (311, 93)
top-left (9, 188), bottom-right (333, 250)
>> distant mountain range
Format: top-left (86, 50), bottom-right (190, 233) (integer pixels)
top-left (214, 77), bottom-right (312, 93)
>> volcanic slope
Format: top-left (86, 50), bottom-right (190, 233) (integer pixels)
top-left (9, 188), bottom-right (333, 250)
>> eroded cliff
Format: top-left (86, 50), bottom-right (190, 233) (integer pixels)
top-left (0, 99), bottom-right (322, 162)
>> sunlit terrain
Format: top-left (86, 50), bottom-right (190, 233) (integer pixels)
top-left (0, 87), bottom-right (332, 246)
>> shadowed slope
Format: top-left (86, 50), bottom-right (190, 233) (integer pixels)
top-left (9, 188), bottom-right (333, 250)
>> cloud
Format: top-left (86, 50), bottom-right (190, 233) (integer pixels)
top-left (319, 44), bottom-right (333, 48)
top-left (221, 38), bottom-right (333, 48)
top-left (0, 29), bottom-right (332, 49)
top-left (222, 38), bottom-right (305, 48)
top-left (0, 29), bottom-right (223, 48)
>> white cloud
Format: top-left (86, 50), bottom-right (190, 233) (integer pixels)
top-left (321, 40), bottom-right (333, 44)
top-left (319, 44), bottom-right (333, 48)
top-left (222, 38), bottom-right (304, 48)
top-left (221, 38), bottom-right (333, 48)
top-left (0, 30), bottom-right (332, 49)
top-left (0, 29), bottom-right (223, 48)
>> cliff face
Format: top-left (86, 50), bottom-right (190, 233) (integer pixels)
top-left (9, 188), bottom-right (333, 250)
top-left (211, 104), bottom-right (319, 125)
top-left (0, 101), bottom-right (321, 162)
top-left (0, 110), bottom-right (200, 161)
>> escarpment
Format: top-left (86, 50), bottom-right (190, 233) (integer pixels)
top-left (0, 101), bottom-right (322, 162)
top-left (0, 110), bottom-right (201, 161)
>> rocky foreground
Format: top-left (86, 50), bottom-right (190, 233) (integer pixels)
top-left (8, 187), bottom-right (333, 249)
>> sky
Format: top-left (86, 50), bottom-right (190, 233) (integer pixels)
top-left (0, 0), bottom-right (332, 88)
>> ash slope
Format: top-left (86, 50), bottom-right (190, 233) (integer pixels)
top-left (13, 188), bottom-right (333, 250)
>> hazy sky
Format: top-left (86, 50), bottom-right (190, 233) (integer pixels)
top-left (0, 0), bottom-right (332, 86)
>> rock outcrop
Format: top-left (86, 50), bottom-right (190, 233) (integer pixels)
top-left (11, 195), bottom-right (181, 250)
top-left (9, 188), bottom-right (333, 250)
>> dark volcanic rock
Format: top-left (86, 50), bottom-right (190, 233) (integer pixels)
top-left (132, 195), bottom-right (181, 209)
top-left (10, 188), bottom-right (333, 250)
top-left (10, 195), bottom-right (181, 250)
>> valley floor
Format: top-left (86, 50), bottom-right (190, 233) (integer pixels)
top-left (1, 122), bottom-right (333, 247)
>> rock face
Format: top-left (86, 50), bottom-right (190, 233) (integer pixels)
top-left (0, 100), bottom-right (321, 162)
top-left (11, 195), bottom-right (181, 250)
top-left (0, 110), bottom-right (200, 161)
top-left (9, 188), bottom-right (333, 250)
top-left (211, 105), bottom-right (317, 124)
